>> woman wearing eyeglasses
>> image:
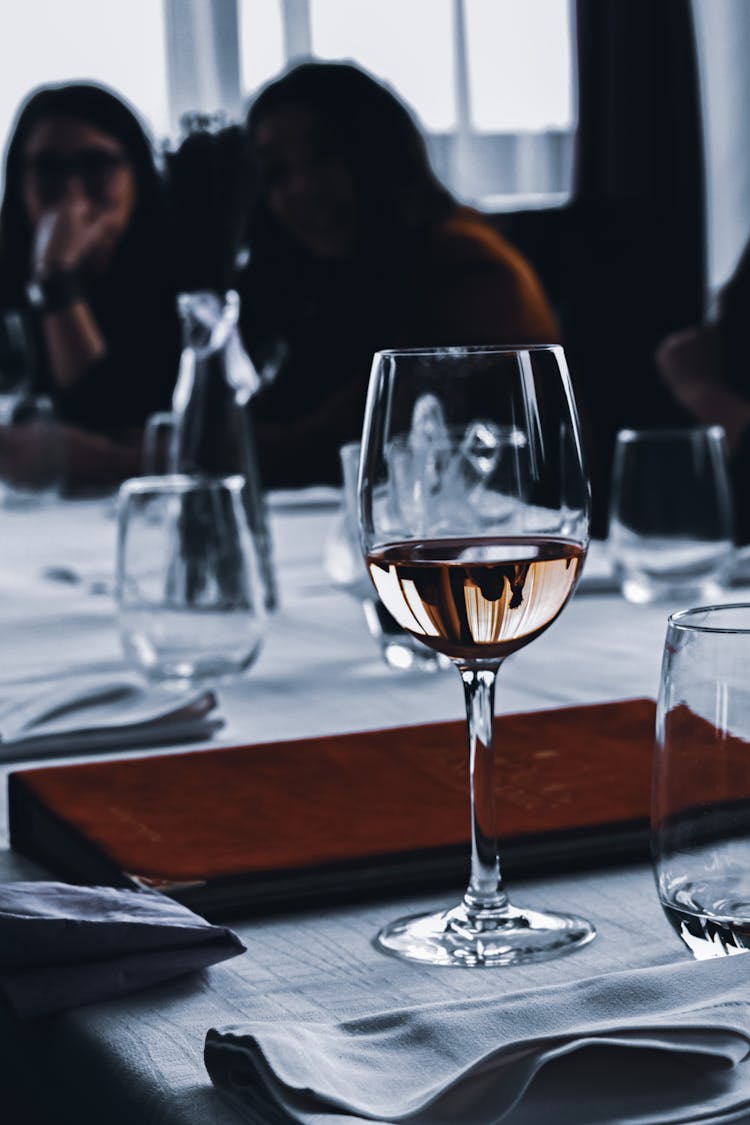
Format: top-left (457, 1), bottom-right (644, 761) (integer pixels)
top-left (0, 82), bottom-right (180, 487)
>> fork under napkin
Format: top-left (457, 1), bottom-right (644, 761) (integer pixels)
top-left (205, 955), bottom-right (750, 1125)
top-left (0, 881), bottom-right (245, 1017)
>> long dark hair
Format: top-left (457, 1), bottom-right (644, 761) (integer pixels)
top-left (242, 62), bottom-right (455, 362)
top-left (0, 82), bottom-right (167, 303)
top-left (245, 61), bottom-right (454, 263)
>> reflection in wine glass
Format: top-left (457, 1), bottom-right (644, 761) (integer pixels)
top-left (358, 345), bottom-right (594, 966)
top-left (324, 441), bottom-right (449, 671)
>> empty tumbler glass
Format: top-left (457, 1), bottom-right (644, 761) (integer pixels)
top-left (609, 427), bottom-right (734, 605)
top-left (0, 393), bottom-right (63, 508)
top-left (116, 475), bottom-right (265, 684)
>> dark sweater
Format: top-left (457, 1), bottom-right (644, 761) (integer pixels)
top-left (239, 206), bottom-right (560, 488)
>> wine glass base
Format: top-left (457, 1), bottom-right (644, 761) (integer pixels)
top-left (376, 901), bottom-right (596, 967)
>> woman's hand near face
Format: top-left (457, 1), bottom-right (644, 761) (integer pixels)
top-left (32, 200), bottom-right (120, 280)
top-left (31, 211), bottom-right (109, 388)
top-left (20, 119), bottom-right (139, 386)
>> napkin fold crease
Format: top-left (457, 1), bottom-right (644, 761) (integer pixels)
top-left (0, 882), bottom-right (245, 1017)
top-left (0, 677), bottom-right (222, 760)
top-left (205, 956), bottom-right (750, 1125)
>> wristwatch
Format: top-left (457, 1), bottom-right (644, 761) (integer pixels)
top-left (26, 269), bottom-right (84, 312)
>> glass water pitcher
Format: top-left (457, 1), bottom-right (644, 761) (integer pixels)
top-left (170, 290), bottom-right (278, 609)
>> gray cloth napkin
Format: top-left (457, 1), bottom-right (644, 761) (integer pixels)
top-left (0, 678), bottom-right (223, 761)
top-left (0, 881), bottom-right (245, 1017)
top-left (205, 956), bottom-right (750, 1125)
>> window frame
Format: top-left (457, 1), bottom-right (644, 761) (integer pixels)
top-left (165, 0), bottom-right (575, 208)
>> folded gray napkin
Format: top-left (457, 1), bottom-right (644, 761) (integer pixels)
top-left (0, 678), bottom-right (223, 761)
top-left (205, 956), bottom-right (750, 1125)
top-left (0, 881), bottom-right (245, 1017)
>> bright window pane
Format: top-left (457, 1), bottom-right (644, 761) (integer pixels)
top-left (240, 0), bottom-right (285, 96)
top-left (310, 0), bottom-right (456, 132)
top-left (0, 0), bottom-right (168, 150)
top-left (465, 0), bottom-right (574, 132)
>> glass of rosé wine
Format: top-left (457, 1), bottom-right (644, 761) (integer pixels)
top-left (357, 345), bottom-right (594, 967)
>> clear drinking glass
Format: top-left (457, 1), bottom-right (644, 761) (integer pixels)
top-left (609, 427), bottom-right (734, 605)
top-left (142, 411), bottom-right (176, 475)
top-left (0, 393), bottom-right (63, 508)
top-left (653, 604), bottom-right (750, 959)
top-left (116, 475), bottom-right (265, 684)
top-left (358, 345), bottom-right (594, 966)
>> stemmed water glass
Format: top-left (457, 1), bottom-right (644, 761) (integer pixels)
top-left (358, 345), bottom-right (594, 966)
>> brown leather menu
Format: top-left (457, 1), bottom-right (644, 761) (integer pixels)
top-left (8, 698), bottom-right (656, 917)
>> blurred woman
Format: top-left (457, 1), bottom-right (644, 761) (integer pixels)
top-left (0, 82), bottom-right (180, 487)
top-left (657, 242), bottom-right (750, 542)
top-left (239, 62), bottom-right (559, 488)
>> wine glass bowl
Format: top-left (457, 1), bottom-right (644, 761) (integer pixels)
top-left (358, 345), bottom-right (594, 966)
top-left (324, 440), bottom-right (450, 671)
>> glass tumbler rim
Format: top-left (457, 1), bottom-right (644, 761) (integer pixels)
top-left (615, 425), bottom-right (727, 444)
top-left (667, 603), bottom-right (750, 635)
top-left (118, 473), bottom-right (246, 498)
top-left (372, 343), bottom-right (565, 360)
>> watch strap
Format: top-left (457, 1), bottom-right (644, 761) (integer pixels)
top-left (26, 269), bottom-right (84, 313)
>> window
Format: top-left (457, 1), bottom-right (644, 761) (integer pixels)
top-left (240, 0), bottom-right (577, 208)
top-left (0, 0), bottom-right (169, 149)
top-left (465, 0), bottom-right (574, 133)
top-left (310, 0), bottom-right (457, 132)
top-left (0, 1), bottom-right (576, 210)
top-left (240, 0), bottom-right (285, 98)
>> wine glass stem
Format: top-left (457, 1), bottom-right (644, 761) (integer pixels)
top-left (459, 664), bottom-right (509, 915)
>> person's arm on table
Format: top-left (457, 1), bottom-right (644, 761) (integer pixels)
top-left (656, 324), bottom-right (750, 451)
top-left (0, 421), bottom-right (142, 490)
top-left (657, 324), bottom-right (750, 543)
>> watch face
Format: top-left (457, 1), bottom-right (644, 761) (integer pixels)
top-left (26, 281), bottom-right (44, 309)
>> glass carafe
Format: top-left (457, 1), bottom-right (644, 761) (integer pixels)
top-left (170, 290), bottom-right (277, 609)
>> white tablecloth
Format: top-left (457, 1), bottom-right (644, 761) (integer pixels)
top-left (0, 495), bottom-right (740, 1124)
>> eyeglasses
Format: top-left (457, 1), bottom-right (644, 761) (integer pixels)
top-left (25, 149), bottom-right (129, 201)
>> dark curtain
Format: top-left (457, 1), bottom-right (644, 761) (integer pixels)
top-left (502, 0), bottom-right (706, 534)
top-left (572, 0), bottom-right (705, 531)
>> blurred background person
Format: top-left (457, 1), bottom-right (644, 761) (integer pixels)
top-left (237, 62), bottom-right (560, 488)
top-left (0, 82), bottom-right (181, 489)
top-left (656, 238), bottom-right (750, 542)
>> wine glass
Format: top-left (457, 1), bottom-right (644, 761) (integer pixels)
top-left (358, 345), bottom-right (594, 966)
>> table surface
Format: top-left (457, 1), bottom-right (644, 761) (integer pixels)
top-left (0, 495), bottom-right (741, 1124)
